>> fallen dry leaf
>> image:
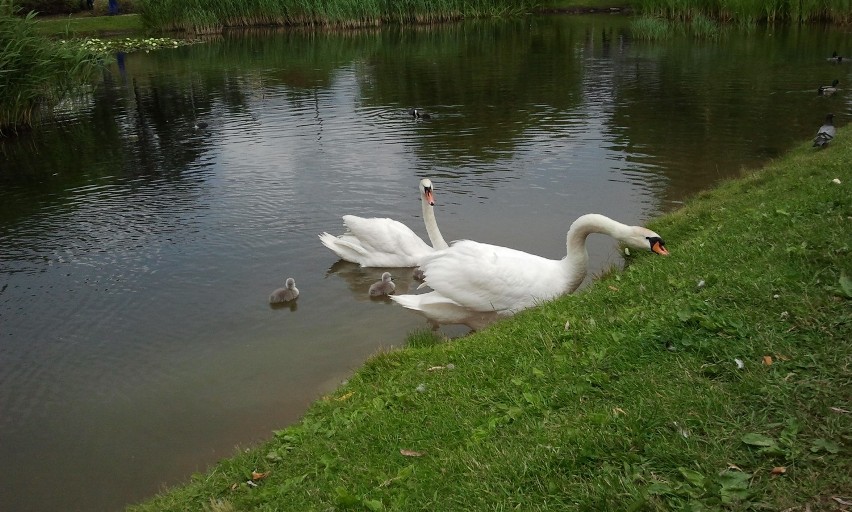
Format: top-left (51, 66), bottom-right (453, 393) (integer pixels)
top-left (762, 355), bottom-right (773, 366)
top-left (251, 471), bottom-right (270, 481)
top-left (832, 497), bottom-right (852, 506)
top-left (830, 407), bottom-right (851, 414)
top-left (230, 483), bottom-right (239, 491)
top-left (771, 466), bottom-right (786, 475)
top-left (608, 285), bottom-right (619, 292)
top-left (613, 407), bottom-right (627, 416)
top-left (776, 354), bottom-right (790, 361)
top-left (335, 391), bottom-right (355, 402)
top-left (727, 464), bottom-right (744, 471)
top-left (427, 366), bottom-right (446, 371)
top-left (400, 449), bottom-right (424, 457)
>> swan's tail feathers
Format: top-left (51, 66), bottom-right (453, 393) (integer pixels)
top-left (813, 132), bottom-right (833, 147)
top-left (389, 294), bottom-right (424, 311)
top-left (319, 232), bottom-right (369, 264)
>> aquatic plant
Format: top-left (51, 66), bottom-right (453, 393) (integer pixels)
top-left (0, 1), bottom-right (98, 135)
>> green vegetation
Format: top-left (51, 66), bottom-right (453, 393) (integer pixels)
top-left (0, 1), bottom-right (99, 134)
top-left (130, 131), bottom-right (851, 510)
top-left (636, 0), bottom-right (852, 24)
top-left (139, 0), bottom-right (538, 34)
top-left (33, 12), bottom-right (143, 36)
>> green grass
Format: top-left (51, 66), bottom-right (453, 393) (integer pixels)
top-left (33, 13), bottom-right (144, 37)
top-left (129, 129), bottom-right (851, 510)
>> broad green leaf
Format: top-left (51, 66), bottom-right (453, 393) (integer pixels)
top-left (678, 467), bottom-right (706, 487)
top-left (741, 433), bottom-right (777, 447)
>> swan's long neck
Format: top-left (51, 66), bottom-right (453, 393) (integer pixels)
top-left (561, 214), bottom-right (630, 293)
top-left (422, 195), bottom-right (449, 249)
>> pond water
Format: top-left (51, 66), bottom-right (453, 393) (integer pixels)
top-left (1, 14), bottom-right (850, 511)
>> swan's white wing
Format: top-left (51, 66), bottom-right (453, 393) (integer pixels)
top-left (319, 215), bottom-right (433, 267)
top-left (419, 240), bottom-right (567, 314)
top-left (390, 291), bottom-right (503, 329)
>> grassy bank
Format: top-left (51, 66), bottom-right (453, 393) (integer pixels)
top-left (130, 130), bottom-right (851, 510)
top-left (33, 12), bottom-right (143, 37)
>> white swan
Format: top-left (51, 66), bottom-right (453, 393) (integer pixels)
top-left (319, 178), bottom-right (449, 267)
top-left (368, 272), bottom-right (396, 297)
top-left (269, 278), bottom-right (299, 304)
top-left (391, 214), bottom-right (669, 329)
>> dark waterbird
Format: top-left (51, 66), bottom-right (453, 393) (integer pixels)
top-left (827, 51), bottom-right (847, 63)
top-left (409, 108), bottom-right (431, 120)
top-left (812, 114), bottom-right (835, 148)
top-left (818, 79), bottom-right (839, 96)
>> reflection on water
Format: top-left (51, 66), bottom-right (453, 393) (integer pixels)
top-left (1, 14), bottom-right (850, 512)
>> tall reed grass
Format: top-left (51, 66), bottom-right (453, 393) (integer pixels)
top-left (637, 0), bottom-right (852, 23)
top-left (140, 0), bottom-right (535, 34)
top-left (0, 1), bottom-right (99, 135)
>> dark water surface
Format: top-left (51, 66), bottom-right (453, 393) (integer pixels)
top-left (1, 14), bottom-right (849, 511)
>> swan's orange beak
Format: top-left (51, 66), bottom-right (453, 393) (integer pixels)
top-left (424, 188), bottom-right (435, 206)
top-left (652, 241), bottom-right (669, 256)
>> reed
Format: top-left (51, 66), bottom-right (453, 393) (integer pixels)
top-left (636, 0), bottom-right (852, 23)
top-left (629, 15), bottom-right (673, 40)
top-left (0, 1), bottom-right (98, 135)
top-left (140, 0), bottom-right (534, 33)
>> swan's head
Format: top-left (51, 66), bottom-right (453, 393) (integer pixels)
top-left (286, 277), bottom-right (296, 289)
top-left (381, 272), bottom-right (393, 283)
top-left (627, 227), bottom-right (669, 256)
top-left (420, 178), bottom-right (435, 206)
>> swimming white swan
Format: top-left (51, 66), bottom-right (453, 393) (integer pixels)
top-left (319, 178), bottom-right (449, 267)
top-left (369, 272), bottom-right (396, 297)
top-left (391, 214), bottom-right (669, 329)
top-left (269, 278), bottom-right (299, 304)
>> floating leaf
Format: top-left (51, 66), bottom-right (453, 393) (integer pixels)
top-left (400, 449), bottom-right (424, 457)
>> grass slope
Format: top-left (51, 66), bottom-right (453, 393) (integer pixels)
top-left (131, 131), bottom-right (851, 511)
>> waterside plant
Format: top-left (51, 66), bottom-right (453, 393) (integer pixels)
top-left (636, 0), bottom-right (852, 24)
top-left (129, 129), bottom-right (851, 510)
top-left (139, 0), bottom-right (537, 34)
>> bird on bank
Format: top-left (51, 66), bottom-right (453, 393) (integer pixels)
top-left (369, 272), bottom-right (396, 297)
top-left (818, 79), bottom-right (839, 96)
top-left (391, 214), bottom-right (669, 329)
top-left (812, 113), bottom-right (835, 148)
top-left (269, 278), bottom-right (299, 304)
